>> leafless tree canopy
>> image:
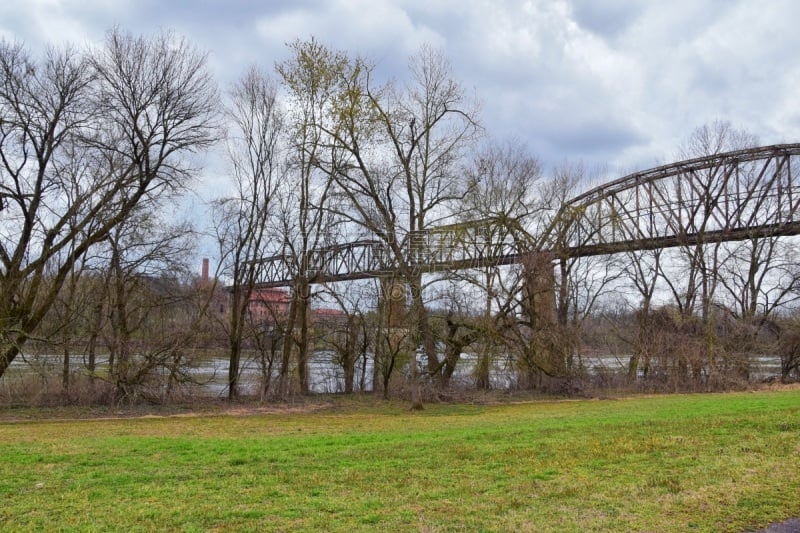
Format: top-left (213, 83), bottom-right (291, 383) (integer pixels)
top-left (0, 29), bottom-right (219, 378)
top-left (2, 32), bottom-right (799, 404)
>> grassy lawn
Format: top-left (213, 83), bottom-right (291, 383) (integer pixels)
top-left (0, 389), bottom-right (798, 532)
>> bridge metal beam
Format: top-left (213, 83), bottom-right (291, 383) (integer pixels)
top-left (556, 144), bottom-right (800, 257)
top-left (254, 143), bottom-right (800, 288)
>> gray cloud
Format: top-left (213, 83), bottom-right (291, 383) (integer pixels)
top-left (1, 0), bottom-right (797, 179)
top-left (569, 0), bottom-right (643, 40)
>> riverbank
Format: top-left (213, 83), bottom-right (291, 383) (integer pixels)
top-left (1, 381), bottom-right (797, 422)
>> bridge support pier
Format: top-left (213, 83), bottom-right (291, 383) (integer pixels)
top-left (519, 252), bottom-right (572, 385)
top-left (381, 278), bottom-right (407, 328)
top-left (521, 252), bottom-right (556, 327)
top-left (372, 278), bottom-right (409, 397)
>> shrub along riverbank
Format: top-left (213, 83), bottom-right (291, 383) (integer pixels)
top-left (1, 388), bottom-right (799, 531)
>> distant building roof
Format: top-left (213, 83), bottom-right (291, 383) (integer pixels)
top-left (249, 288), bottom-right (291, 305)
top-left (313, 307), bottom-right (345, 317)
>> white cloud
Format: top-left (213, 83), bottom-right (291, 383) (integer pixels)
top-left (2, 0), bottom-right (799, 175)
top-left (255, 0), bottom-right (445, 61)
top-left (602, 0), bottom-right (800, 164)
top-left (0, 0), bottom-right (129, 48)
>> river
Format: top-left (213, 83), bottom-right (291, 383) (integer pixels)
top-left (0, 351), bottom-right (784, 397)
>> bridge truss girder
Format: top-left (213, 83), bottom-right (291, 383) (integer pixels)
top-left (254, 143), bottom-right (800, 287)
top-left (558, 143), bottom-right (800, 257)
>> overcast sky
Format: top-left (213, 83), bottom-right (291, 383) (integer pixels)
top-left (2, 0), bottom-right (799, 185)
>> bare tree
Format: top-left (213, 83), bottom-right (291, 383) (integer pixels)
top-left (776, 312), bottom-right (800, 380)
top-left (41, 246), bottom-right (93, 393)
top-left (213, 66), bottom-right (284, 399)
top-left (0, 29), bottom-right (218, 381)
top-left (275, 38), bottom-right (343, 396)
top-left (620, 248), bottom-right (663, 381)
top-left (716, 238), bottom-right (800, 322)
top-left (99, 210), bottom-right (196, 400)
top-left (458, 139), bottom-right (544, 389)
top-left (372, 277), bottom-right (411, 399)
top-left (244, 292), bottom-right (288, 401)
top-left (533, 161), bottom-right (621, 384)
top-left (660, 121), bottom-right (758, 382)
top-left (307, 43), bottom-right (482, 402)
top-left (319, 281), bottom-right (373, 394)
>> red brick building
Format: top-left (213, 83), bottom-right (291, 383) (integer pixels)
top-left (248, 287), bottom-right (291, 320)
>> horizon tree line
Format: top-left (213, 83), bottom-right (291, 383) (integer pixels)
top-left (0, 29), bottom-right (798, 404)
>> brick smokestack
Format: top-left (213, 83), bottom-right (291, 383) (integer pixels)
top-left (201, 257), bottom-right (209, 283)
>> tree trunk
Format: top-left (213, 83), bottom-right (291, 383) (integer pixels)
top-left (62, 344), bottom-right (71, 393)
top-left (476, 270), bottom-right (493, 390)
top-left (227, 283), bottom-right (244, 400)
top-left (0, 345), bottom-right (20, 382)
top-left (296, 286), bottom-right (310, 395)
top-left (279, 293), bottom-right (299, 397)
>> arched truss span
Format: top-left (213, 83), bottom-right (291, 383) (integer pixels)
top-left (254, 143), bottom-right (800, 287)
top-left (555, 143), bottom-right (800, 256)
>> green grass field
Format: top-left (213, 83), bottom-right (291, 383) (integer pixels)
top-left (1, 389), bottom-right (798, 532)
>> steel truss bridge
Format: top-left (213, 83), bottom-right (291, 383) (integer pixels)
top-left (257, 143), bottom-right (800, 287)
